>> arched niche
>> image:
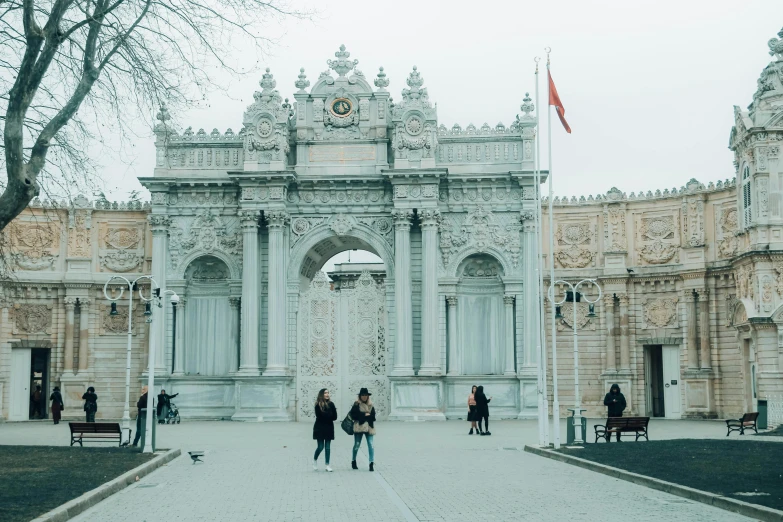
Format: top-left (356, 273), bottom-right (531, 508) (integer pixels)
top-left (182, 255), bottom-right (237, 376)
top-left (453, 253), bottom-right (508, 375)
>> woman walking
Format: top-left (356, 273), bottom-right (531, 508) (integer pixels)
top-left (467, 385), bottom-right (479, 434)
top-left (82, 386), bottom-right (98, 423)
top-left (313, 388), bottom-right (337, 472)
top-left (350, 387), bottom-right (376, 471)
top-left (50, 386), bottom-right (64, 425)
top-left (475, 385), bottom-right (492, 436)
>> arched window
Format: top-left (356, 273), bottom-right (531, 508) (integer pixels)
top-left (742, 165), bottom-right (752, 228)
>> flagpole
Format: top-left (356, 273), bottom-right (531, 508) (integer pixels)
top-left (546, 47), bottom-right (561, 450)
top-left (533, 57), bottom-right (549, 448)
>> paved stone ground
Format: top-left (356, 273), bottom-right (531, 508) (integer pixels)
top-left (0, 419), bottom-right (759, 521)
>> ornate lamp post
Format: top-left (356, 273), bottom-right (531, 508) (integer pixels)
top-left (549, 278), bottom-right (602, 445)
top-left (103, 275), bottom-right (156, 443)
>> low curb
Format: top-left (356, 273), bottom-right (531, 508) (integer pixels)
top-left (524, 445), bottom-right (783, 522)
top-left (31, 448), bottom-right (181, 522)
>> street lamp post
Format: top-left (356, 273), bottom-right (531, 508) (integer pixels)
top-left (141, 284), bottom-right (179, 454)
top-left (103, 275), bottom-right (157, 443)
top-left (549, 278), bottom-right (602, 445)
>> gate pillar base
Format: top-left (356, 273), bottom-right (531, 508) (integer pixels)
top-left (387, 377), bottom-right (446, 421)
top-left (232, 377), bottom-right (293, 422)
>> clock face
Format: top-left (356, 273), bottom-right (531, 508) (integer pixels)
top-left (331, 98), bottom-right (352, 117)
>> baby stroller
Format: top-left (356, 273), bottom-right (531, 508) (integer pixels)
top-left (164, 401), bottom-right (181, 424)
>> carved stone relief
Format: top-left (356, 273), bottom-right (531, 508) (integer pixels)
top-left (8, 222), bottom-right (60, 270)
top-left (168, 209), bottom-right (241, 277)
top-left (100, 304), bottom-right (139, 335)
top-left (439, 207), bottom-right (521, 270)
top-left (67, 208), bottom-right (92, 258)
top-left (603, 205), bottom-right (627, 252)
top-left (642, 297), bottom-right (678, 329)
top-left (682, 196), bottom-right (705, 247)
top-left (13, 304), bottom-right (52, 334)
top-left (554, 222), bottom-right (595, 269)
top-left (636, 214), bottom-right (679, 265)
top-left (716, 205), bottom-right (739, 259)
top-left (761, 275), bottom-right (775, 312)
top-left (557, 302), bottom-right (595, 331)
top-left (735, 264), bottom-right (755, 301)
top-left (98, 224), bottom-right (145, 273)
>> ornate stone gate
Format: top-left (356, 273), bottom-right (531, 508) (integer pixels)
top-left (297, 271), bottom-right (389, 420)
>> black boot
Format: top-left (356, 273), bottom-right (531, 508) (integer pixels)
top-left (351, 460), bottom-right (358, 470)
top-left (369, 462), bottom-right (374, 472)
top-left (469, 428), bottom-right (473, 435)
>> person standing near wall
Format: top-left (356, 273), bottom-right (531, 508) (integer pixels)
top-left (603, 383), bottom-right (627, 442)
top-left (50, 387), bottom-right (64, 425)
top-left (132, 386), bottom-right (149, 447)
top-left (82, 386), bottom-right (98, 423)
top-left (31, 385), bottom-right (43, 419)
top-left (312, 388), bottom-right (337, 472)
top-left (474, 385), bottom-right (492, 436)
top-left (467, 385), bottom-right (479, 435)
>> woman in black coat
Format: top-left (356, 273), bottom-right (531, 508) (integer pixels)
top-left (474, 385), bottom-right (493, 436)
top-left (82, 387), bottom-right (98, 423)
top-left (313, 388), bottom-right (337, 472)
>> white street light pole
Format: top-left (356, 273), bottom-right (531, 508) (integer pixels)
top-left (140, 282), bottom-right (179, 454)
top-left (549, 278), bottom-right (602, 445)
top-left (103, 275), bottom-right (157, 444)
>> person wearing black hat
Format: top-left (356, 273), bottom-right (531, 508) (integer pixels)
top-left (350, 387), bottom-right (376, 471)
top-left (82, 386), bottom-right (98, 423)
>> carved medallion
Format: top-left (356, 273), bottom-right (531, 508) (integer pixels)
top-left (643, 298), bottom-right (678, 328)
top-left (257, 117), bottom-right (274, 138)
top-left (331, 98), bottom-right (352, 117)
top-left (14, 304), bottom-right (52, 334)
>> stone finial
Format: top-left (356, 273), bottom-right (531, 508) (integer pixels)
top-left (769, 27), bottom-right (783, 59)
top-left (406, 66), bottom-right (424, 91)
top-left (521, 93), bottom-right (535, 116)
top-left (295, 68), bottom-right (310, 92)
top-left (327, 44), bottom-right (358, 77)
top-left (156, 103), bottom-right (171, 124)
top-left (259, 67), bottom-right (277, 92)
top-left (374, 66), bottom-right (389, 91)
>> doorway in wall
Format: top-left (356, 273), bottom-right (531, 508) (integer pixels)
top-left (9, 348), bottom-right (51, 421)
top-left (644, 345), bottom-right (665, 417)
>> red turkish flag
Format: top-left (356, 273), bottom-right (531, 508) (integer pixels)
top-left (548, 71), bottom-right (571, 134)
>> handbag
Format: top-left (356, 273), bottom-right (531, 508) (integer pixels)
top-left (340, 413), bottom-right (354, 436)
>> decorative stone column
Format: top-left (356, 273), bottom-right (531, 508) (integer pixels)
top-left (418, 209), bottom-right (441, 376)
top-left (391, 209), bottom-right (414, 376)
top-left (698, 289), bottom-right (712, 369)
top-left (521, 211), bottom-right (537, 370)
top-left (504, 295), bottom-right (516, 375)
top-left (618, 294), bottom-right (631, 370)
top-left (604, 295), bottom-right (617, 371)
top-left (63, 297), bottom-right (77, 374)
top-left (77, 298), bottom-right (91, 372)
top-left (229, 297), bottom-right (241, 373)
top-left (446, 296), bottom-right (459, 375)
top-left (172, 298), bottom-right (186, 375)
top-left (265, 210), bottom-right (290, 376)
top-left (685, 291), bottom-right (699, 369)
top-left (237, 210), bottom-right (261, 375)
top-left (148, 214), bottom-right (171, 373)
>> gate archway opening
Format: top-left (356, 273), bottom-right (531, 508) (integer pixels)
top-left (296, 244), bottom-right (390, 422)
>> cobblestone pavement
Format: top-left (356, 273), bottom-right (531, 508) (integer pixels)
top-left (2, 419), bottom-right (758, 521)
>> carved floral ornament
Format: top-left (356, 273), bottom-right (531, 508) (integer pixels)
top-left (557, 303), bottom-right (595, 331)
top-left (735, 264), bottom-right (755, 301)
top-left (642, 297), bottom-right (678, 329)
top-left (8, 222), bottom-right (59, 270)
top-left (554, 222), bottom-right (595, 269)
top-left (439, 207), bottom-right (520, 270)
top-left (717, 207), bottom-right (739, 259)
top-left (13, 304), bottom-right (52, 334)
top-left (168, 209), bottom-right (241, 277)
top-left (637, 215), bottom-right (679, 265)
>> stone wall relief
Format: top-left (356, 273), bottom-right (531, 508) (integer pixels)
top-left (553, 221), bottom-right (596, 269)
top-left (393, 184), bottom-right (439, 201)
top-left (761, 274), bottom-right (775, 313)
top-left (681, 196), bottom-right (705, 247)
top-left (641, 297), bottom-right (679, 329)
top-left (288, 186), bottom-right (391, 207)
top-left (67, 203), bottom-right (92, 258)
top-left (100, 304), bottom-right (139, 335)
top-left (439, 207), bottom-right (521, 272)
top-left (438, 184), bottom-right (525, 204)
top-left (168, 209), bottom-right (241, 278)
top-left (12, 304), bottom-right (53, 335)
top-left (7, 221), bottom-right (60, 270)
top-left (757, 176), bottom-right (769, 218)
top-left (557, 302), bottom-right (596, 331)
top-left (603, 204), bottom-right (627, 252)
top-left (735, 264), bottom-right (756, 302)
top-left (98, 223), bottom-right (145, 273)
top-left (290, 213), bottom-right (394, 249)
top-left (635, 213), bottom-right (680, 265)
top-left (716, 204), bottom-right (739, 259)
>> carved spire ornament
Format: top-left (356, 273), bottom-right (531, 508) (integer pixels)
top-left (327, 44), bottom-right (358, 77)
top-left (374, 66), bottom-right (389, 91)
top-left (295, 68), bottom-right (310, 93)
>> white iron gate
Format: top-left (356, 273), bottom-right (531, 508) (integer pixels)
top-left (297, 270), bottom-right (389, 421)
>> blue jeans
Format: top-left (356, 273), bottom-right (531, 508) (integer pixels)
top-left (352, 433), bottom-right (374, 463)
top-left (314, 439), bottom-right (331, 464)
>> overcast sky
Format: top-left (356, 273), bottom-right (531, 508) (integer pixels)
top-left (100, 0), bottom-right (781, 205)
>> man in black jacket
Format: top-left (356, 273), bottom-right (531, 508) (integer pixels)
top-left (132, 386), bottom-right (148, 447)
top-left (603, 383), bottom-right (627, 441)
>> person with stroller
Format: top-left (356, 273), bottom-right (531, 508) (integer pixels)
top-left (157, 389), bottom-right (179, 424)
top-left (82, 386), bottom-right (98, 422)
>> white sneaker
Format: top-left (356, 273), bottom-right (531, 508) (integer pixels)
top-left (325, 465), bottom-right (333, 472)
top-left (313, 460), bottom-right (318, 471)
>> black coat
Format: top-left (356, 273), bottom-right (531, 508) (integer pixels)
top-left (474, 391), bottom-right (491, 417)
top-left (50, 391), bottom-right (64, 408)
top-left (350, 401), bottom-right (376, 429)
top-left (603, 388), bottom-right (627, 417)
top-left (313, 402), bottom-right (338, 440)
top-left (136, 392), bottom-right (148, 412)
top-left (82, 392), bottom-right (98, 412)
top-left (157, 393), bottom-right (178, 415)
